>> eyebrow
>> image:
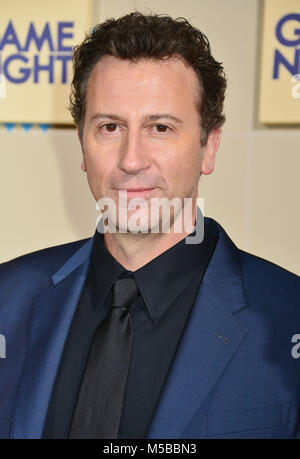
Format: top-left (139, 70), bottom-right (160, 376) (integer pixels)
top-left (90, 113), bottom-right (183, 124)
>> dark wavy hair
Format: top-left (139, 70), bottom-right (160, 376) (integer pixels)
top-left (69, 11), bottom-right (226, 145)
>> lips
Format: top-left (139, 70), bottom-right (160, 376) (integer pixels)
top-left (117, 188), bottom-right (156, 198)
top-left (126, 188), bottom-right (154, 191)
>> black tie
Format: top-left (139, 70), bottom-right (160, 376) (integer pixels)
top-left (68, 277), bottom-right (139, 439)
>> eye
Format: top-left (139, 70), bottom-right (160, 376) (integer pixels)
top-left (153, 124), bottom-right (170, 133)
top-left (100, 123), bottom-right (119, 132)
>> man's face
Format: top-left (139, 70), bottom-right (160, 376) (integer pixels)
top-left (80, 55), bottom-right (220, 232)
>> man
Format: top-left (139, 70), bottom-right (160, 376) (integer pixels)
top-left (0, 12), bottom-right (300, 439)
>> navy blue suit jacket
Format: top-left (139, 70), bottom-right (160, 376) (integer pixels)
top-left (1, 217), bottom-right (300, 438)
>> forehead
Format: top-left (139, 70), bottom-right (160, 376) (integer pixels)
top-left (85, 55), bottom-right (200, 113)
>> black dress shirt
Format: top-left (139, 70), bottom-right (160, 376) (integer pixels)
top-left (42, 220), bottom-right (217, 438)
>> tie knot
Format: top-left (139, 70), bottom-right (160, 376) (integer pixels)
top-left (112, 277), bottom-right (139, 309)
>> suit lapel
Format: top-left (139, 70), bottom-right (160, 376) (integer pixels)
top-left (11, 238), bottom-right (94, 438)
top-left (147, 222), bottom-right (249, 438)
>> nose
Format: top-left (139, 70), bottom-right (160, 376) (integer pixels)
top-left (118, 129), bottom-right (151, 175)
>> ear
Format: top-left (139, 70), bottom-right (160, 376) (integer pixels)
top-left (200, 128), bottom-right (221, 175)
top-left (77, 126), bottom-right (87, 172)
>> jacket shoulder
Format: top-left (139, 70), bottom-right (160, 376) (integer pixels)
top-left (239, 249), bottom-right (299, 282)
top-left (0, 237), bottom-right (92, 284)
top-left (206, 216), bottom-right (299, 286)
top-left (238, 249), bottom-right (300, 309)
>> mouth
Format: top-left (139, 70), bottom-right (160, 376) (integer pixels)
top-left (117, 188), bottom-right (157, 198)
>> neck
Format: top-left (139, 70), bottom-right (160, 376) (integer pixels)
top-left (102, 204), bottom-right (197, 271)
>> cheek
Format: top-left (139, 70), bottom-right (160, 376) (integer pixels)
top-left (84, 150), bottom-right (111, 181)
top-left (184, 146), bottom-right (202, 175)
top-left (166, 147), bottom-right (201, 183)
top-left (85, 160), bottom-right (107, 197)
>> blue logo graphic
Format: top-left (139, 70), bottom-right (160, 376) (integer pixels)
top-left (273, 13), bottom-right (300, 79)
top-left (0, 20), bottom-right (74, 84)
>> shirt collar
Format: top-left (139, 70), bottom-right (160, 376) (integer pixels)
top-left (90, 218), bottom-right (217, 324)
